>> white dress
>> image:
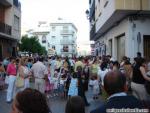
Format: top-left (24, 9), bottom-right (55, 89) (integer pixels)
top-left (93, 80), bottom-right (99, 95)
top-left (98, 68), bottom-right (109, 86)
top-left (68, 78), bottom-right (78, 96)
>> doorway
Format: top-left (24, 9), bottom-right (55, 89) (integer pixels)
top-left (144, 35), bottom-right (150, 60)
top-left (117, 33), bottom-right (125, 62)
top-left (0, 45), bottom-right (2, 60)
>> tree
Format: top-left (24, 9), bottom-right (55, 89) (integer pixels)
top-left (20, 35), bottom-right (47, 55)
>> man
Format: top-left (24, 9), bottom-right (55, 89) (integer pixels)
top-left (137, 52), bottom-right (142, 59)
top-left (91, 71), bottom-right (144, 113)
top-left (31, 57), bottom-right (48, 93)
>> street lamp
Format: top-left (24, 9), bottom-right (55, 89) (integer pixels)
top-left (85, 10), bottom-right (90, 19)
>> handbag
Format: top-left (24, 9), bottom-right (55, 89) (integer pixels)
top-left (15, 72), bottom-right (24, 88)
top-left (5, 76), bottom-right (9, 84)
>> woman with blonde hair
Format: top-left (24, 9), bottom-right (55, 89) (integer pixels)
top-left (16, 58), bottom-right (30, 91)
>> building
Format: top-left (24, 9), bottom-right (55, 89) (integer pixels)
top-left (50, 20), bottom-right (77, 57)
top-left (30, 22), bottom-right (50, 51)
top-left (89, 0), bottom-right (150, 61)
top-left (0, 0), bottom-right (21, 59)
top-left (29, 19), bottom-right (77, 57)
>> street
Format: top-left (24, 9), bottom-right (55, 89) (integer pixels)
top-left (0, 88), bottom-right (104, 113)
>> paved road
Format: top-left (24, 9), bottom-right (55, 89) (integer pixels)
top-left (0, 88), bottom-right (104, 113)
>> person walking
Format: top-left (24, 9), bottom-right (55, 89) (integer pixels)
top-left (6, 57), bottom-right (17, 103)
top-left (77, 66), bottom-right (90, 106)
top-left (68, 73), bottom-right (78, 97)
top-left (17, 58), bottom-right (30, 91)
top-left (30, 57), bottom-right (48, 93)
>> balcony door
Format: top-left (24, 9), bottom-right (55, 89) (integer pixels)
top-left (117, 34), bottom-right (125, 62)
top-left (0, 44), bottom-right (2, 60)
top-left (144, 35), bottom-right (150, 60)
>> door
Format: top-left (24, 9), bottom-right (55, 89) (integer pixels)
top-left (0, 45), bottom-right (2, 60)
top-left (12, 47), bottom-right (16, 57)
top-left (144, 35), bottom-right (150, 60)
top-left (117, 35), bottom-right (125, 62)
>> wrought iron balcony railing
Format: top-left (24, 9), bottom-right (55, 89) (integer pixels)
top-left (0, 22), bottom-right (12, 35)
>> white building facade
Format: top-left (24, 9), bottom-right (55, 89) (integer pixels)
top-left (49, 22), bottom-right (77, 57)
top-left (89, 0), bottom-right (150, 61)
top-left (0, 0), bottom-right (21, 59)
top-left (29, 20), bottom-right (77, 57)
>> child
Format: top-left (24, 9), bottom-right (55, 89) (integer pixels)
top-left (53, 70), bottom-right (59, 97)
top-left (68, 73), bottom-right (78, 97)
top-left (59, 74), bottom-right (67, 98)
top-left (64, 72), bottom-right (71, 99)
top-left (92, 75), bottom-right (99, 100)
top-left (45, 64), bottom-right (51, 98)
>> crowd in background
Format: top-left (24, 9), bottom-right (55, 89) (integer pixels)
top-left (0, 52), bottom-right (150, 113)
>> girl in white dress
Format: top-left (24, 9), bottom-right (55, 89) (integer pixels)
top-left (92, 75), bottom-right (99, 99)
top-left (68, 73), bottom-right (78, 97)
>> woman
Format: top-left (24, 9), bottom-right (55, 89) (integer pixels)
top-left (131, 58), bottom-right (150, 101)
top-left (98, 61), bottom-right (109, 86)
top-left (82, 63), bottom-right (90, 92)
top-left (123, 60), bottom-right (133, 92)
top-left (6, 57), bottom-right (17, 103)
top-left (11, 88), bottom-right (51, 113)
top-left (17, 58), bottom-right (30, 91)
top-left (0, 63), bottom-right (5, 90)
top-left (112, 61), bottom-right (120, 71)
top-left (77, 66), bottom-right (90, 106)
top-left (65, 96), bottom-right (85, 113)
top-left (63, 57), bottom-right (70, 72)
top-left (90, 58), bottom-right (99, 76)
top-left (0, 62), bottom-right (5, 76)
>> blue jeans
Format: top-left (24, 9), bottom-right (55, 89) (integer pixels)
top-left (6, 75), bottom-right (16, 102)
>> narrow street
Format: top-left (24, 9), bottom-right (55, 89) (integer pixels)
top-left (0, 88), bottom-right (104, 113)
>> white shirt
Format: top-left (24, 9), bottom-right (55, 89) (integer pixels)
top-left (98, 68), bottom-right (109, 86)
top-left (108, 92), bottom-right (127, 100)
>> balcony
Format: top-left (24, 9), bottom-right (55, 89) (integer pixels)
top-left (89, 0), bottom-right (95, 22)
top-left (60, 30), bottom-right (74, 35)
top-left (92, 0), bottom-right (150, 41)
top-left (60, 40), bottom-right (75, 45)
top-left (0, 0), bottom-right (12, 7)
top-left (60, 49), bottom-right (74, 53)
top-left (13, 0), bottom-right (21, 10)
top-left (0, 22), bottom-right (12, 36)
top-left (90, 24), bottom-right (96, 40)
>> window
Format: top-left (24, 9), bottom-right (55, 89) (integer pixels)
top-left (63, 25), bottom-right (68, 31)
top-left (104, 0), bottom-right (109, 8)
top-left (52, 36), bottom-right (56, 39)
top-left (48, 43), bottom-right (50, 47)
top-left (63, 36), bottom-right (69, 39)
top-left (42, 35), bottom-right (46, 43)
top-left (63, 45), bottom-right (69, 52)
top-left (52, 26), bottom-right (56, 31)
top-left (89, 0), bottom-right (91, 4)
top-left (14, 15), bottom-right (19, 30)
top-left (52, 45), bottom-right (55, 50)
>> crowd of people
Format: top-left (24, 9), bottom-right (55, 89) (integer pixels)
top-left (0, 52), bottom-right (150, 113)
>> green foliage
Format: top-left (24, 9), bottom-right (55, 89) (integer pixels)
top-left (20, 35), bottom-right (47, 55)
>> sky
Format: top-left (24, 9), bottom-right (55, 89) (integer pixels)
top-left (20, 0), bottom-right (90, 46)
